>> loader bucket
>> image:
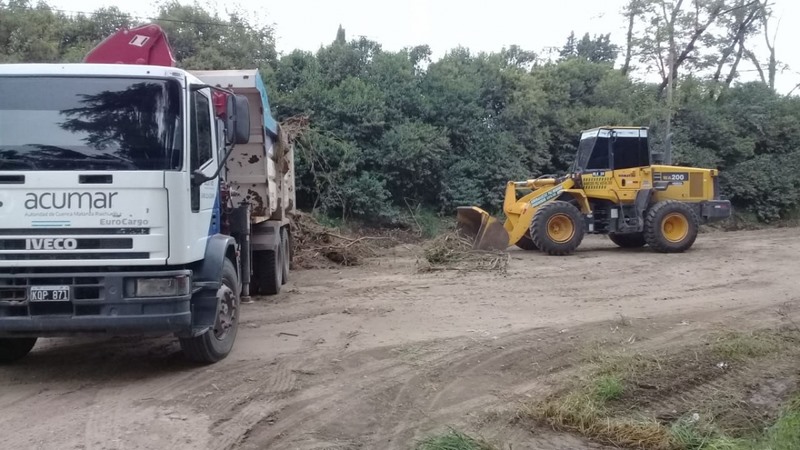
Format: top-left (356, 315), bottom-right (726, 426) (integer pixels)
top-left (456, 206), bottom-right (510, 251)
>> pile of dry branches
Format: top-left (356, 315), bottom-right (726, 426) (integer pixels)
top-left (279, 115), bottom-right (310, 144)
top-left (416, 230), bottom-right (509, 273)
top-left (289, 212), bottom-right (384, 269)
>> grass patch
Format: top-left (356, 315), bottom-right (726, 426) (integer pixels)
top-left (527, 391), bottom-right (674, 449)
top-left (415, 429), bottom-right (497, 450)
top-left (593, 374), bottom-right (625, 402)
top-left (710, 331), bottom-right (786, 361)
top-left (523, 328), bottom-right (800, 450)
top-left (665, 396), bottom-right (800, 449)
top-left (760, 396), bottom-right (800, 450)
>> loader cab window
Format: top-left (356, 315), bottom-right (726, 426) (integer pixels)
top-left (574, 130), bottom-right (611, 171)
top-left (611, 131), bottom-right (649, 170)
top-left (586, 136), bottom-right (610, 170)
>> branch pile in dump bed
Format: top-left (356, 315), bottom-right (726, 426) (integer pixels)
top-left (289, 212), bottom-right (381, 269)
top-left (416, 229), bottom-right (509, 273)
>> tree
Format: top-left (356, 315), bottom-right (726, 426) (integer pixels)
top-left (560, 32), bottom-right (619, 64)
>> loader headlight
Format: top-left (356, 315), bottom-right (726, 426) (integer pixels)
top-left (126, 276), bottom-right (190, 298)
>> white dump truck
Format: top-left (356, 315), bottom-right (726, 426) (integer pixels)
top-left (0, 24), bottom-right (295, 363)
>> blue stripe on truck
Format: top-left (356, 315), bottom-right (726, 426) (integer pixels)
top-left (255, 71), bottom-right (279, 138)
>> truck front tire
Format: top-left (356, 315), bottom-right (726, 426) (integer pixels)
top-left (180, 259), bottom-right (240, 363)
top-left (0, 337), bottom-right (37, 363)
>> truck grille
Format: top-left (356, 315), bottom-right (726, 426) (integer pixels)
top-left (0, 228), bottom-right (151, 261)
top-left (0, 238), bottom-right (133, 250)
top-left (0, 228), bottom-right (149, 236)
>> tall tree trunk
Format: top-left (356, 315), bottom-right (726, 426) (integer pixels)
top-left (744, 47), bottom-right (767, 84)
top-left (710, 4), bottom-right (760, 99)
top-left (621, 3), bottom-right (637, 76)
top-left (723, 41), bottom-right (746, 88)
top-left (658, 4), bottom-right (722, 95)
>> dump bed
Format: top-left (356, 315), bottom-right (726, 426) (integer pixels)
top-left (190, 69), bottom-right (295, 225)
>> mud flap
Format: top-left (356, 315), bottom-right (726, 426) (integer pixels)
top-left (455, 206), bottom-right (510, 251)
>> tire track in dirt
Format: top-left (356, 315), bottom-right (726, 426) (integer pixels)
top-left (233, 327), bottom-right (612, 449)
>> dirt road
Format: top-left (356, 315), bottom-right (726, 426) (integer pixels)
top-left (1, 228), bottom-right (797, 450)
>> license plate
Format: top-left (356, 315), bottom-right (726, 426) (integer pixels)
top-left (29, 286), bottom-right (71, 302)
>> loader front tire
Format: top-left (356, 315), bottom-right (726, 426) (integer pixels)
top-left (531, 201), bottom-right (584, 255)
top-left (514, 233), bottom-right (539, 251)
top-left (609, 232), bottom-right (647, 248)
top-left (644, 200), bottom-right (699, 253)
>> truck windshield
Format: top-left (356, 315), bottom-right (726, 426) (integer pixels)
top-left (0, 76), bottom-right (182, 171)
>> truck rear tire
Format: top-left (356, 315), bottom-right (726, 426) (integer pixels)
top-left (180, 259), bottom-right (240, 363)
top-left (644, 200), bottom-right (699, 253)
top-left (609, 232), bottom-right (647, 248)
top-left (0, 337), bottom-right (37, 363)
top-left (531, 201), bottom-right (585, 255)
top-left (280, 227), bottom-right (290, 284)
top-left (251, 247), bottom-right (281, 295)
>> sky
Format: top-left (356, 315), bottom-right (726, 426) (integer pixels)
top-left (49, 0), bottom-right (800, 94)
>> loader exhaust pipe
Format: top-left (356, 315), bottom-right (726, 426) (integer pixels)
top-left (455, 206), bottom-right (510, 251)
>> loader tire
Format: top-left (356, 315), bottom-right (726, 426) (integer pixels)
top-left (608, 232), bottom-right (647, 248)
top-left (644, 200), bottom-right (699, 253)
top-left (531, 201), bottom-right (584, 255)
top-left (515, 233), bottom-right (539, 251)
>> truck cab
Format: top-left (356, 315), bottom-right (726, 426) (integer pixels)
top-left (0, 61), bottom-right (293, 363)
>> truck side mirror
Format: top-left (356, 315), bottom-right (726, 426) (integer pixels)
top-left (216, 118), bottom-right (226, 157)
top-left (225, 94), bottom-right (250, 145)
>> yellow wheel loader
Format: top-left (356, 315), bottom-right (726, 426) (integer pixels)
top-left (457, 126), bottom-right (732, 255)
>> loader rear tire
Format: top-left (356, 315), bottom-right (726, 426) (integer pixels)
top-left (644, 200), bottom-right (699, 253)
top-left (515, 233), bottom-right (539, 251)
top-left (531, 201), bottom-right (584, 255)
top-left (609, 232), bottom-right (647, 248)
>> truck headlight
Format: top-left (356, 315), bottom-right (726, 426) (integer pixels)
top-left (127, 276), bottom-right (190, 298)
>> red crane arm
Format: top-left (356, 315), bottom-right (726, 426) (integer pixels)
top-left (84, 23), bottom-right (176, 67)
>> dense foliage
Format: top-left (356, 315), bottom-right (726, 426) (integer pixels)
top-left (2, 0), bottom-right (799, 223)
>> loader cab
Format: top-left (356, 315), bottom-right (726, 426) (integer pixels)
top-left (573, 127), bottom-right (650, 173)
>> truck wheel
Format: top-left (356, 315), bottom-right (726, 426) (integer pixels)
top-left (609, 232), bottom-right (647, 248)
top-left (251, 248), bottom-right (281, 295)
top-left (531, 201), bottom-right (585, 255)
top-left (644, 200), bottom-right (699, 253)
top-left (180, 259), bottom-right (240, 364)
top-left (514, 233), bottom-right (539, 251)
top-left (280, 227), bottom-right (290, 284)
top-left (0, 337), bottom-right (37, 363)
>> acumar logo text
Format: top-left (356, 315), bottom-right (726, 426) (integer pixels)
top-left (24, 192), bottom-right (118, 210)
